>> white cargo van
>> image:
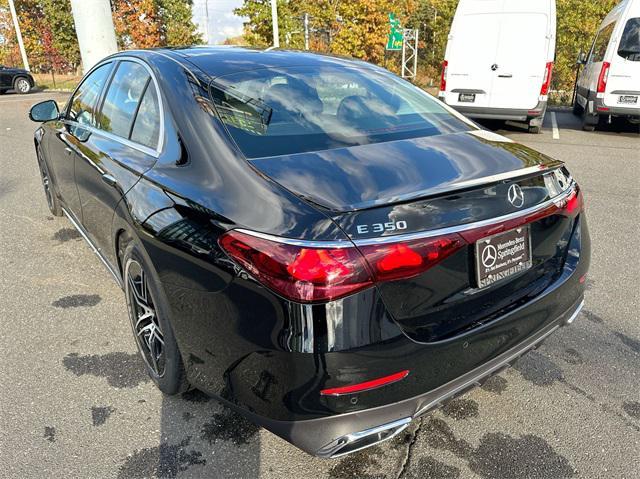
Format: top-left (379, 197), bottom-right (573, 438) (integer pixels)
top-left (574, 0), bottom-right (640, 131)
top-left (439, 0), bottom-right (556, 133)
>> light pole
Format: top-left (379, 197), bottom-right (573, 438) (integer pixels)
top-left (271, 0), bottom-right (279, 47)
top-left (70, 0), bottom-right (118, 72)
top-left (7, 0), bottom-right (30, 71)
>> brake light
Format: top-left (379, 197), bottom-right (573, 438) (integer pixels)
top-left (219, 230), bottom-right (373, 303)
top-left (320, 370), bottom-right (410, 396)
top-left (220, 186), bottom-right (582, 303)
top-left (439, 60), bottom-right (448, 93)
top-left (540, 62), bottom-right (554, 96)
top-left (561, 188), bottom-right (583, 215)
top-left (597, 62), bottom-right (610, 94)
top-left (358, 235), bottom-right (463, 282)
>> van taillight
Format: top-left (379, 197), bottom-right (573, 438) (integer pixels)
top-left (597, 62), bottom-right (611, 94)
top-left (219, 230), bottom-right (464, 303)
top-left (540, 62), bottom-right (554, 95)
top-left (439, 60), bottom-right (448, 93)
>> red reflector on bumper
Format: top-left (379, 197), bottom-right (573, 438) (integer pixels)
top-left (320, 370), bottom-right (410, 396)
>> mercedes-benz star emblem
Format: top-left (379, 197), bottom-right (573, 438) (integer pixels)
top-left (507, 184), bottom-right (525, 208)
top-left (481, 244), bottom-right (497, 269)
top-left (491, 64), bottom-right (499, 71)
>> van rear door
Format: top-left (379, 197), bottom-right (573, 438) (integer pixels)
top-left (605, 16), bottom-right (640, 110)
top-left (443, 3), bottom-right (502, 109)
top-left (489, 11), bottom-right (551, 110)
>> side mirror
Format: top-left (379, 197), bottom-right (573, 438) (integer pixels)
top-left (29, 100), bottom-right (60, 122)
top-left (577, 52), bottom-right (587, 65)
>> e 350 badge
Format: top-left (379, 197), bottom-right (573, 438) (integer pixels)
top-left (356, 221), bottom-right (408, 235)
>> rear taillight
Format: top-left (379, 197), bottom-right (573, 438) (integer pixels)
top-left (439, 60), bottom-right (448, 93)
top-left (219, 185), bottom-right (582, 303)
top-left (219, 230), bottom-right (373, 303)
top-left (540, 61), bottom-right (553, 96)
top-left (358, 234), bottom-right (464, 282)
top-left (597, 62), bottom-right (610, 94)
top-left (219, 230), bottom-right (464, 303)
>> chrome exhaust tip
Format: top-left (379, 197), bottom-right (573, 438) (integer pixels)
top-left (316, 417), bottom-right (412, 459)
top-left (565, 299), bottom-right (585, 325)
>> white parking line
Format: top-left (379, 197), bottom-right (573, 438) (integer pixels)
top-left (551, 112), bottom-right (560, 140)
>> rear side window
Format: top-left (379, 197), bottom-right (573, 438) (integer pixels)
top-left (618, 18), bottom-right (640, 61)
top-left (130, 84), bottom-right (161, 149)
top-left (67, 63), bottom-right (112, 126)
top-left (589, 22), bottom-right (615, 63)
top-left (99, 61), bottom-right (150, 139)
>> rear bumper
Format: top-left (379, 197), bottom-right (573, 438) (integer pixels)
top-left (596, 98), bottom-right (640, 117)
top-left (448, 101), bottom-right (548, 122)
top-left (239, 294), bottom-right (585, 457)
top-left (208, 211), bottom-right (589, 456)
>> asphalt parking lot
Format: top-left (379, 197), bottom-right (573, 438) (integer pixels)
top-left (0, 91), bottom-right (638, 479)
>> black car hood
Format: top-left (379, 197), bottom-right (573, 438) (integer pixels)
top-left (249, 130), bottom-right (562, 212)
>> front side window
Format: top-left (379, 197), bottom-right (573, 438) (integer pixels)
top-left (618, 18), bottom-right (640, 61)
top-left (98, 61), bottom-right (150, 139)
top-left (589, 22), bottom-right (616, 63)
top-left (67, 63), bottom-right (113, 126)
top-left (209, 66), bottom-right (471, 159)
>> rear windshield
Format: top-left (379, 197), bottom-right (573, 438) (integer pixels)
top-left (208, 66), bottom-right (471, 159)
top-left (618, 18), bottom-right (640, 61)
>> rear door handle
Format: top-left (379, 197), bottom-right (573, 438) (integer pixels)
top-left (101, 174), bottom-right (117, 187)
top-left (64, 147), bottom-right (73, 155)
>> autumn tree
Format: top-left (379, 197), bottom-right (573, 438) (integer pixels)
top-left (157, 0), bottom-right (203, 46)
top-left (555, 0), bottom-right (618, 92)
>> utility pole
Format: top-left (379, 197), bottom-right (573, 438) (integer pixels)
top-left (70, 0), bottom-right (118, 73)
top-left (204, 0), bottom-right (210, 45)
top-left (303, 13), bottom-right (309, 50)
top-left (271, 0), bottom-right (279, 48)
top-left (7, 0), bottom-right (30, 71)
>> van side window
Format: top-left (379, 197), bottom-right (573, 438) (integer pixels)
top-left (618, 18), bottom-right (640, 62)
top-left (589, 23), bottom-right (616, 63)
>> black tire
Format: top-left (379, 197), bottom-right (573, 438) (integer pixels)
top-left (528, 125), bottom-right (541, 134)
top-left (36, 148), bottom-right (62, 216)
top-left (122, 239), bottom-right (189, 395)
top-left (14, 77), bottom-right (31, 94)
top-left (0, 89), bottom-right (6, 95)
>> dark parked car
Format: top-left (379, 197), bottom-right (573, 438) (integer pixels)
top-left (29, 47), bottom-right (590, 458)
top-left (0, 64), bottom-right (34, 94)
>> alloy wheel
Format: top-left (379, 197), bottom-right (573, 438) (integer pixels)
top-left (16, 78), bottom-right (30, 93)
top-left (125, 259), bottom-right (165, 377)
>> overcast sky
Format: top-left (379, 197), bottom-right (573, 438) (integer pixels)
top-left (192, 0), bottom-right (246, 44)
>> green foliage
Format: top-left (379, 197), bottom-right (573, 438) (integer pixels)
top-left (555, 0), bottom-right (618, 92)
top-left (234, 0), bottom-right (623, 101)
top-left (157, 0), bottom-right (203, 46)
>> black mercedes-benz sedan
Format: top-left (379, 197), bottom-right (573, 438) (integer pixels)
top-left (29, 47), bottom-right (590, 458)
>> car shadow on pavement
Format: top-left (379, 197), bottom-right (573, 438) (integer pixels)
top-left (116, 390), bottom-right (262, 479)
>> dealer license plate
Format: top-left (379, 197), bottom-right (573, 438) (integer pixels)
top-left (475, 226), bottom-right (532, 288)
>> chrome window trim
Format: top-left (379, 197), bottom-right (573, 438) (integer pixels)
top-left (233, 182), bottom-right (576, 248)
top-left (64, 56), bottom-right (165, 158)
